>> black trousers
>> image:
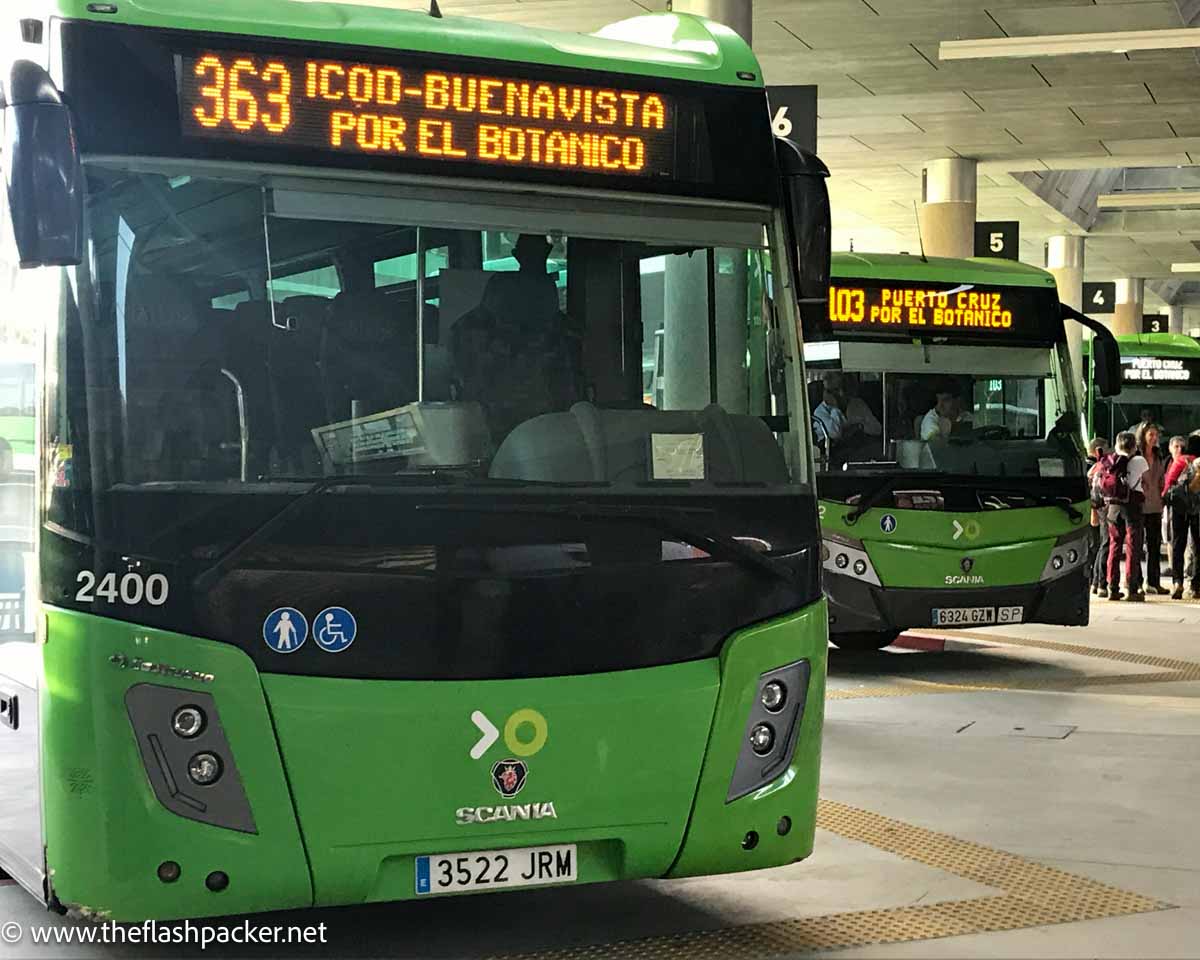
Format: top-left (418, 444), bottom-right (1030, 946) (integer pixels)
top-left (1171, 510), bottom-right (1200, 590)
top-left (1144, 511), bottom-right (1163, 588)
top-left (1089, 524), bottom-right (1108, 587)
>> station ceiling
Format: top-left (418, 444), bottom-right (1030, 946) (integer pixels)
top-left (328, 0), bottom-right (1200, 305)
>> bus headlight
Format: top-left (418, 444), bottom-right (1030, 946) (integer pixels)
top-left (172, 705), bottom-right (205, 739)
top-left (760, 680), bottom-right (786, 712)
top-left (125, 685), bottom-right (256, 833)
top-left (1040, 529), bottom-right (1090, 582)
top-left (727, 660), bottom-right (812, 803)
top-left (749, 723), bottom-right (775, 755)
top-left (822, 536), bottom-right (881, 586)
top-left (188, 752), bottom-right (223, 786)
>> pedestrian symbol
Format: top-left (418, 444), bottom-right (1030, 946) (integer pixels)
top-left (314, 606), bottom-right (357, 653)
top-left (263, 607), bottom-right (307, 654)
top-left (880, 514), bottom-right (898, 534)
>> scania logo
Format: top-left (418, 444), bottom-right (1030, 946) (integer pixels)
top-left (491, 758), bottom-right (528, 799)
top-left (456, 802), bottom-right (558, 825)
top-left (960, 557), bottom-right (975, 574)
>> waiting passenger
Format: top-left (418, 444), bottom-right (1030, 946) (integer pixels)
top-left (1163, 434), bottom-right (1200, 600)
top-left (920, 380), bottom-right (969, 441)
top-left (1136, 422), bottom-right (1167, 595)
top-left (1086, 437), bottom-right (1110, 596)
top-left (1100, 431), bottom-right (1149, 602)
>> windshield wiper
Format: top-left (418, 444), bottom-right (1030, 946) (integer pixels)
top-left (414, 501), bottom-right (798, 586)
top-left (1029, 493), bottom-right (1083, 522)
top-left (844, 475), bottom-right (909, 525)
top-left (192, 473), bottom-right (462, 592)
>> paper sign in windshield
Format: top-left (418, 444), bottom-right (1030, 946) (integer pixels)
top-left (312, 407), bottom-right (426, 465)
top-left (650, 433), bottom-right (705, 480)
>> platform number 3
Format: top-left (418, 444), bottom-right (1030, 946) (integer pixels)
top-left (76, 570), bottom-right (169, 607)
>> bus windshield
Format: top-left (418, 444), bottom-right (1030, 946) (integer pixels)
top-left (48, 163), bottom-right (811, 566)
top-left (806, 342), bottom-right (1083, 485)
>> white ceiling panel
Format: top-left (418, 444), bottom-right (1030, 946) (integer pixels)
top-left (359, 0), bottom-right (1200, 296)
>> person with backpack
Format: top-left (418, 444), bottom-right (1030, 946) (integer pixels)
top-left (1086, 437), bottom-right (1110, 595)
top-left (1102, 431), bottom-right (1149, 601)
top-left (1135, 422), bottom-right (1167, 594)
top-left (1163, 434), bottom-right (1200, 600)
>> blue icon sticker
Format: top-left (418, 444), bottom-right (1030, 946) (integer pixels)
top-left (314, 606), bottom-right (357, 653)
top-left (263, 607), bottom-right (307, 654)
top-left (880, 514), bottom-right (898, 534)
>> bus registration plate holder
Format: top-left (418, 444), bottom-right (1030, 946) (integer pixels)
top-left (415, 844), bottom-right (577, 896)
top-left (931, 606), bottom-right (1023, 626)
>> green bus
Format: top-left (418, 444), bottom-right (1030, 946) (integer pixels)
top-left (806, 253), bottom-right (1120, 650)
top-left (1084, 333), bottom-right (1200, 441)
top-left (0, 0), bottom-right (833, 921)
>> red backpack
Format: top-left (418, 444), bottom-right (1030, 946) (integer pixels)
top-left (1097, 452), bottom-right (1130, 504)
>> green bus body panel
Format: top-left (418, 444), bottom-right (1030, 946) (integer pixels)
top-left (831, 252), bottom-right (1058, 288)
top-left (1083, 332), bottom-right (1200, 360)
top-left (39, 603), bottom-right (826, 917)
top-left (42, 608), bottom-right (312, 921)
top-left (821, 504), bottom-right (1088, 588)
top-left (262, 661), bottom-right (719, 904)
top-left (669, 602), bottom-right (827, 878)
top-left (47, 0), bottom-right (762, 87)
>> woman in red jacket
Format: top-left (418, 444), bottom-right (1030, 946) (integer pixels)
top-left (1164, 434), bottom-right (1200, 599)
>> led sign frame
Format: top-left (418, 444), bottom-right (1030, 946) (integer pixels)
top-left (824, 279), bottom-right (1057, 343)
top-left (1121, 355), bottom-right (1200, 385)
top-left (178, 51), bottom-right (678, 178)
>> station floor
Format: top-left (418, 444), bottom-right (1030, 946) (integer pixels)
top-left (2, 597), bottom-right (1198, 958)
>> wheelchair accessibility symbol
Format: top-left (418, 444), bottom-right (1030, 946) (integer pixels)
top-left (314, 606), bottom-right (357, 653)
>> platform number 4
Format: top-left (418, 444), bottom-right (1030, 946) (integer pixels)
top-left (1082, 282), bottom-right (1115, 315)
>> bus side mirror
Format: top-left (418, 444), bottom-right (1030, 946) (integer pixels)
top-left (1091, 334), bottom-right (1121, 399)
top-left (1, 61), bottom-right (83, 268)
top-left (776, 139), bottom-right (830, 334)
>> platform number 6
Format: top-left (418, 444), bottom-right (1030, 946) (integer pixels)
top-left (772, 106), bottom-right (793, 139)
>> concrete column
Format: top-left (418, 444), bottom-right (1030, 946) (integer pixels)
top-left (1046, 235), bottom-right (1085, 406)
top-left (1169, 303), bottom-right (1185, 335)
top-left (1113, 278), bottom-right (1144, 337)
top-left (918, 158), bottom-right (976, 259)
top-left (667, 0), bottom-right (751, 43)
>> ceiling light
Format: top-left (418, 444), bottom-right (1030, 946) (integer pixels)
top-left (939, 27), bottom-right (1200, 61)
top-left (1171, 263), bottom-right (1200, 273)
top-left (1096, 190), bottom-right (1200, 211)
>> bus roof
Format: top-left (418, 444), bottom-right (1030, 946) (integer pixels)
top-left (1083, 332), bottom-right (1200, 358)
top-left (831, 252), bottom-right (1058, 289)
top-left (42, 0), bottom-right (762, 88)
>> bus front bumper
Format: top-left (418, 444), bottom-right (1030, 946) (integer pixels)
top-left (825, 571), bottom-right (1090, 636)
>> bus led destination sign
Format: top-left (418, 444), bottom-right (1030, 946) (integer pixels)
top-left (1122, 355), bottom-right (1199, 384)
top-left (829, 284), bottom-right (1016, 332)
top-left (178, 51), bottom-right (676, 177)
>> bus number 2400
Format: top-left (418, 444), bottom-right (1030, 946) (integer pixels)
top-left (75, 571), bottom-right (169, 607)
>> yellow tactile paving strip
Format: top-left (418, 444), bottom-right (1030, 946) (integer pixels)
top-left (493, 800), bottom-right (1171, 959)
